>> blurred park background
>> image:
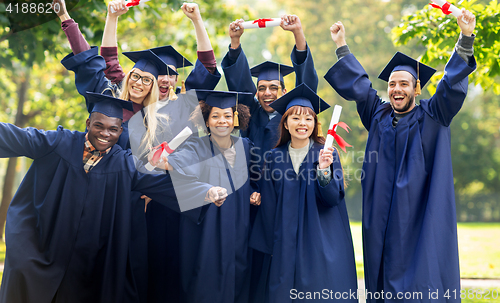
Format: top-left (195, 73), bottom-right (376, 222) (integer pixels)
top-left (0, 0), bottom-right (499, 293)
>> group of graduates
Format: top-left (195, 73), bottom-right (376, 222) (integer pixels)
top-left (0, 0), bottom-right (477, 302)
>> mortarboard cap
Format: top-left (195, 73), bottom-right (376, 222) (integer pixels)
top-left (378, 51), bottom-right (436, 89)
top-left (86, 92), bottom-right (134, 120)
top-left (150, 45), bottom-right (193, 70)
top-left (250, 61), bottom-right (294, 83)
top-left (123, 49), bottom-right (178, 79)
top-left (196, 90), bottom-right (254, 109)
top-left (270, 83), bottom-right (330, 115)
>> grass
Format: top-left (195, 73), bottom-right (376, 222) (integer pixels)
top-left (350, 222), bottom-right (500, 279)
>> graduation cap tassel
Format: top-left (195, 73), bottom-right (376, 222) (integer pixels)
top-left (181, 80), bottom-right (186, 94)
top-left (415, 62), bottom-right (422, 96)
top-left (317, 96), bottom-right (324, 137)
top-left (233, 93), bottom-right (239, 127)
top-left (169, 86), bottom-right (178, 100)
top-left (277, 63), bottom-right (283, 98)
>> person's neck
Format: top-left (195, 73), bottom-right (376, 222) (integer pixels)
top-left (211, 135), bottom-right (232, 149)
top-left (290, 137), bottom-right (309, 149)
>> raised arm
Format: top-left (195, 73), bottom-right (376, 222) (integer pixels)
top-left (420, 9), bottom-right (477, 126)
top-left (221, 19), bottom-right (257, 96)
top-left (324, 21), bottom-right (384, 131)
top-left (53, 0), bottom-right (90, 55)
top-left (281, 14), bottom-right (318, 92)
top-left (182, 3), bottom-right (221, 89)
top-left (102, 0), bottom-right (129, 48)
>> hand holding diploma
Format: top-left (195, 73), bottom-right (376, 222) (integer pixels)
top-left (429, 1), bottom-right (475, 27)
top-left (324, 105), bottom-right (352, 153)
top-left (146, 127), bottom-right (193, 171)
top-left (110, 0), bottom-right (150, 13)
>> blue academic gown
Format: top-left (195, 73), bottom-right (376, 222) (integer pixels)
top-left (0, 123), bottom-right (199, 303)
top-left (167, 135), bottom-right (258, 303)
top-left (249, 142), bottom-right (357, 303)
top-left (324, 52), bottom-right (476, 302)
top-left (62, 48), bottom-right (221, 303)
top-left (221, 45), bottom-right (318, 165)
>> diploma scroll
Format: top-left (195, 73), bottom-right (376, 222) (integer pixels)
top-left (145, 126), bottom-right (193, 171)
top-left (430, 0), bottom-right (468, 23)
top-left (324, 105), bottom-right (352, 153)
top-left (235, 18), bottom-right (286, 30)
top-left (324, 105), bottom-right (342, 150)
top-left (110, 0), bottom-right (150, 13)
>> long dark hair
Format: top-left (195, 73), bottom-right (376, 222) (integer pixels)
top-left (275, 105), bottom-right (325, 148)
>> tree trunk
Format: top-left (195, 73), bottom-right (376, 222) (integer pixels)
top-left (0, 68), bottom-right (30, 240)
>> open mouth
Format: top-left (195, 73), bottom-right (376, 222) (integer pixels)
top-left (393, 95), bottom-right (405, 103)
top-left (295, 128), bottom-right (308, 134)
top-left (263, 99), bottom-right (275, 106)
top-left (97, 138), bottom-right (109, 143)
top-left (159, 85), bottom-right (168, 94)
top-left (132, 86), bottom-right (143, 93)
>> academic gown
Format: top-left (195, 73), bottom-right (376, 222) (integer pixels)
top-left (167, 135), bottom-right (258, 303)
top-left (62, 48), bottom-right (221, 302)
top-left (249, 142), bottom-right (357, 303)
top-left (324, 52), bottom-right (476, 302)
top-left (221, 45), bottom-right (318, 165)
top-left (0, 123), bottom-right (195, 303)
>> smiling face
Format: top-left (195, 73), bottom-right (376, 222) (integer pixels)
top-left (256, 80), bottom-right (286, 113)
top-left (388, 70), bottom-right (416, 114)
top-left (157, 64), bottom-right (178, 101)
top-left (86, 112), bottom-right (123, 151)
top-left (127, 68), bottom-right (154, 104)
top-left (284, 107), bottom-right (315, 148)
top-left (206, 106), bottom-right (234, 139)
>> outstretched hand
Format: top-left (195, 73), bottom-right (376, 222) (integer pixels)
top-left (458, 9), bottom-right (476, 37)
top-left (330, 21), bottom-right (346, 48)
top-left (52, 0), bottom-right (69, 20)
top-left (208, 186), bottom-right (228, 207)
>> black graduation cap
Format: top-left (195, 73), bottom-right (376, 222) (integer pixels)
top-left (86, 92), bottom-right (134, 120)
top-left (378, 51), bottom-right (436, 94)
top-left (196, 90), bottom-right (254, 109)
top-left (250, 61), bottom-right (294, 83)
top-left (270, 83), bottom-right (330, 115)
top-left (123, 49), bottom-right (178, 79)
top-left (150, 45), bottom-right (193, 70)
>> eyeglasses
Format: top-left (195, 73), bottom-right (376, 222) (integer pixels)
top-left (129, 72), bottom-right (154, 86)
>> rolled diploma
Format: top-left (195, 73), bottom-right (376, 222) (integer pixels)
top-left (431, 0), bottom-right (462, 18)
top-left (145, 126), bottom-right (193, 171)
top-left (236, 18), bottom-right (283, 30)
top-left (110, 0), bottom-right (149, 13)
top-left (324, 105), bottom-right (342, 150)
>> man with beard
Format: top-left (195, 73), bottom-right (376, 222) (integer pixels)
top-left (324, 9), bottom-right (476, 303)
top-left (0, 93), bottom-right (217, 303)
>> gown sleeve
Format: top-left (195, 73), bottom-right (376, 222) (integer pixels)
top-left (419, 52), bottom-right (476, 127)
top-left (315, 149), bottom-right (345, 208)
top-left (0, 123), bottom-right (63, 159)
top-left (61, 47), bottom-right (117, 112)
top-left (324, 53), bottom-right (385, 131)
top-left (291, 44), bottom-right (318, 92)
top-left (248, 152), bottom-right (277, 255)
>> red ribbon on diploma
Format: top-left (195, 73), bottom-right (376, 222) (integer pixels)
top-left (126, 0), bottom-right (141, 7)
top-left (151, 142), bottom-right (174, 164)
top-left (253, 18), bottom-right (274, 28)
top-left (327, 122), bottom-right (352, 153)
top-left (429, 1), bottom-right (452, 15)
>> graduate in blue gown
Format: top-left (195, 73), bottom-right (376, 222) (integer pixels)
top-left (249, 83), bottom-right (358, 303)
top-left (0, 93), bottom-right (195, 303)
top-left (221, 14), bottom-right (318, 165)
top-left (324, 12), bottom-right (477, 302)
top-left (158, 90), bottom-right (261, 303)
